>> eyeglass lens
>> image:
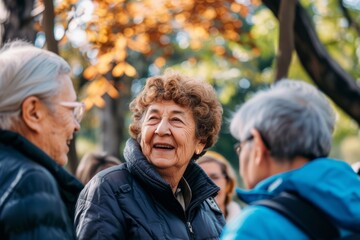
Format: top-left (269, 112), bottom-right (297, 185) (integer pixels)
top-left (234, 135), bottom-right (254, 156)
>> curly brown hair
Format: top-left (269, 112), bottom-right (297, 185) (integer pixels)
top-left (129, 72), bottom-right (223, 155)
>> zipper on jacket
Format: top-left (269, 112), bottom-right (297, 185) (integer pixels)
top-left (187, 221), bottom-right (194, 235)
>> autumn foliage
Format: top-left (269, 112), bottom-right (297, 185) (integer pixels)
top-left (56, 0), bottom-right (260, 108)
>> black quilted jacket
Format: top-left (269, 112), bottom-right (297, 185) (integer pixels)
top-left (0, 130), bottom-right (83, 239)
top-left (75, 138), bottom-right (225, 239)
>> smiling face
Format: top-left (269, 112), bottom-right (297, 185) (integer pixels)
top-left (44, 75), bottom-right (81, 166)
top-left (24, 75), bottom-right (81, 166)
top-left (140, 100), bottom-right (205, 178)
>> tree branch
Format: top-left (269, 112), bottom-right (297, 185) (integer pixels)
top-left (262, 0), bottom-right (360, 125)
top-left (275, 0), bottom-right (296, 81)
top-left (338, 0), bottom-right (360, 37)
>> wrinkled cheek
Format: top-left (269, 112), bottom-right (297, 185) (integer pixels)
top-left (43, 142), bottom-right (57, 163)
top-left (140, 139), bottom-right (151, 158)
top-left (140, 127), bottom-right (151, 146)
top-left (239, 159), bottom-right (246, 177)
top-left (216, 190), bottom-right (226, 203)
top-left (240, 159), bottom-right (249, 188)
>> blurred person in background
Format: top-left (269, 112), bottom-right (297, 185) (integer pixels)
top-left (0, 40), bottom-right (84, 239)
top-left (75, 72), bottom-right (225, 239)
top-left (198, 151), bottom-right (242, 222)
top-left (76, 152), bottom-right (121, 185)
top-left (221, 79), bottom-right (360, 239)
top-left (339, 136), bottom-right (360, 174)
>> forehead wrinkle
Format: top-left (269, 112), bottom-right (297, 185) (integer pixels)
top-left (147, 107), bottom-right (187, 117)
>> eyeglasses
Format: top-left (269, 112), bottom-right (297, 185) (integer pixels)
top-left (59, 101), bottom-right (86, 123)
top-left (234, 135), bottom-right (254, 156)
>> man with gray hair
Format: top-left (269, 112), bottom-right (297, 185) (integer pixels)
top-left (221, 80), bottom-right (360, 239)
top-left (0, 41), bottom-right (84, 239)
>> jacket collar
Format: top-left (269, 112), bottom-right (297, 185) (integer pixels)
top-left (124, 138), bottom-right (220, 209)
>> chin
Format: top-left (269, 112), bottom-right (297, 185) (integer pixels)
top-left (151, 160), bottom-right (174, 170)
top-left (55, 157), bottom-right (68, 166)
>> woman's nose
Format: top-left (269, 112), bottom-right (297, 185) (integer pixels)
top-left (155, 119), bottom-right (170, 136)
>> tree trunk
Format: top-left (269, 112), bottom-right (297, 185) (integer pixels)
top-left (101, 93), bottom-right (122, 159)
top-left (262, 0), bottom-right (360, 125)
top-left (100, 52), bottom-right (150, 160)
top-left (101, 76), bottom-right (132, 160)
top-left (42, 0), bottom-right (58, 54)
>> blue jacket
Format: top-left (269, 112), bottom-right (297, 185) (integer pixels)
top-left (75, 138), bottom-right (225, 239)
top-left (221, 158), bottom-right (360, 239)
top-left (0, 130), bottom-right (83, 239)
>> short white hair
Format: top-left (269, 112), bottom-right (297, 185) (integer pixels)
top-left (230, 79), bottom-right (335, 161)
top-left (0, 40), bottom-right (71, 129)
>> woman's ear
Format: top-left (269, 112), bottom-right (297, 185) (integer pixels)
top-left (251, 128), bottom-right (271, 166)
top-left (21, 96), bottom-right (46, 132)
top-left (196, 142), bottom-right (206, 155)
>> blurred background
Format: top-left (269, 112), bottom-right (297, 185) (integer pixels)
top-left (1, 0), bottom-right (359, 186)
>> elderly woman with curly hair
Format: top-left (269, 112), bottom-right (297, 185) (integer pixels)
top-left (75, 72), bottom-right (225, 239)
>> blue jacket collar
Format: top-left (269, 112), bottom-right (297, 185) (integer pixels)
top-left (236, 158), bottom-right (360, 230)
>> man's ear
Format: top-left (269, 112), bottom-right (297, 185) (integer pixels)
top-left (21, 96), bottom-right (47, 132)
top-left (251, 128), bottom-right (270, 166)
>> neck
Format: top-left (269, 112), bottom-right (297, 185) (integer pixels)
top-left (271, 156), bottom-right (310, 175)
top-left (157, 167), bottom-right (186, 193)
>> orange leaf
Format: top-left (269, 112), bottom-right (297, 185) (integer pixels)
top-left (83, 65), bottom-right (98, 80)
top-left (124, 63), bottom-right (136, 77)
top-left (107, 85), bottom-right (120, 98)
top-left (154, 57), bottom-right (166, 68)
top-left (213, 45), bottom-right (226, 56)
top-left (115, 35), bottom-right (127, 50)
top-left (124, 28), bottom-right (134, 37)
top-left (112, 62), bottom-right (125, 77)
top-left (115, 50), bottom-right (127, 61)
top-left (203, 8), bottom-right (216, 20)
top-left (97, 62), bottom-right (111, 75)
top-left (86, 77), bottom-right (107, 96)
top-left (94, 96), bottom-right (106, 108)
top-left (83, 98), bottom-right (94, 110)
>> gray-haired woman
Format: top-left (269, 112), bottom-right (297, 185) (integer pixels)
top-left (0, 41), bottom-right (84, 239)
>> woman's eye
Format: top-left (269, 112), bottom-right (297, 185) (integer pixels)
top-left (210, 174), bottom-right (224, 181)
top-left (172, 118), bottom-right (183, 123)
top-left (147, 116), bottom-right (159, 123)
